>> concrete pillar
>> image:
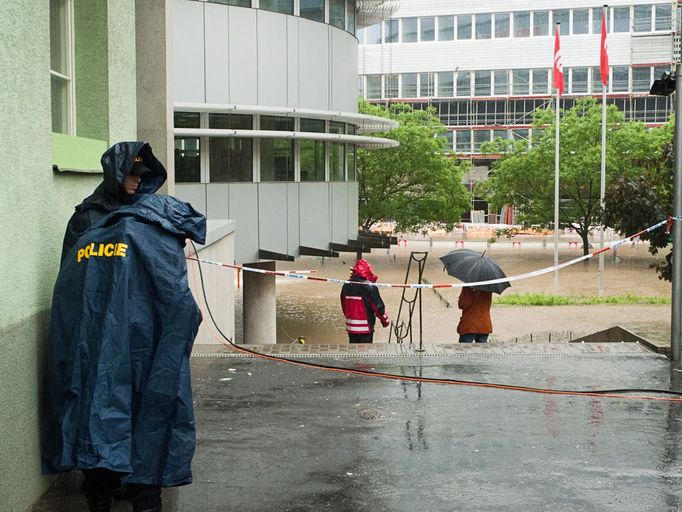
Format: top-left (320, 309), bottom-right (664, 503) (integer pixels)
top-left (243, 261), bottom-right (277, 344)
top-left (135, 0), bottom-right (174, 195)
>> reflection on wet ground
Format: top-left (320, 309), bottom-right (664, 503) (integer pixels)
top-left (235, 244), bottom-right (672, 345)
top-left (34, 352), bottom-right (682, 511)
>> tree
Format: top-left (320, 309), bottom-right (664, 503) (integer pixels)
top-left (603, 119), bottom-right (673, 280)
top-left (357, 101), bottom-right (470, 233)
top-left (480, 97), bottom-right (655, 255)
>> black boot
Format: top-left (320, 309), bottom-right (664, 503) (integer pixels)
top-left (128, 483), bottom-right (162, 512)
top-left (86, 495), bottom-right (112, 512)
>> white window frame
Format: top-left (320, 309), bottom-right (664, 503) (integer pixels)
top-left (50, 0), bottom-right (76, 135)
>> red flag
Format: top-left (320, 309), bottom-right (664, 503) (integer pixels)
top-left (600, 10), bottom-right (609, 86)
top-left (553, 25), bottom-right (564, 95)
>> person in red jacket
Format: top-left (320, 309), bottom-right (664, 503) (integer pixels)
top-left (340, 259), bottom-right (389, 343)
top-left (457, 286), bottom-right (493, 343)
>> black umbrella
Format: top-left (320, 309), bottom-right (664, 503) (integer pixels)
top-left (439, 249), bottom-right (511, 294)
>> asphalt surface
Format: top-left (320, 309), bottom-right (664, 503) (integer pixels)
top-left (32, 344), bottom-right (682, 512)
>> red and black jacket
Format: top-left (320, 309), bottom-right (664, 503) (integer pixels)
top-left (340, 276), bottom-right (389, 334)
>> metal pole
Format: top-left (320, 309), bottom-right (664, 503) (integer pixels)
top-left (672, 61), bottom-right (682, 362)
top-left (599, 65), bottom-right (607, 296)
top-left (554, 89), bottom-right (560, 282)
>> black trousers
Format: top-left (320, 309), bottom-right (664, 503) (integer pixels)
top-left (348, 332), bottom-right (374, 343)
top-left (82, 469), bottom-right (162, 510)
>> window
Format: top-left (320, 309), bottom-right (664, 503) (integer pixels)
top-left (656, 4), bottom-right (672, 31)
top-left (366, 75), bottom-right (381, 99)
top-left (384, 19), bottom-right (399, 43)
top-left (512, 129), bottom-right (530, 145)
top-left (457, 15), bottom-right (472, 39)
top-left (613, 7), bottom-right (630, 32)
top-left (174, 112), bottom-right (201, 183)
top-left (366, 24), bottom-right (381, 44)
top-left (403, 17), bottom-right (418, 42)
top-left (512, 69), bottom-right (530, 95)
top-left (473, 130), bottom-right (491, 152)
top-left (612, 66), bottom-right (629, 92)
top-left (438, 72), bottom-right (454, 97)
top-left (494, 70), bottom-right (509, 95)
top-left (592, 7), bottom-right (609, 34)
top-left (300, 119), bottom-right (325, 181)
top-left (347, 143), bottom-right (356, 181)
top-left (419, 73), bottom-right (435, 97)
top-left (329, 0), bottom-right (345, 29)
top-left (553, 10), bottom-right (569, 35)
top-left (571, 67), bottom-right (588, 93)
top-left (50, 0), bottom-right (74, 134)
top-left (474, 71), bottom-right (491, 96)
top-left (456, 71), bottom-right (471, 96)
top-left (208, 114), bottom-right (253, 182)
top-left (632, 67), bottom-right (652, 92)
top-left (573, 9), bottom-right (589, 34)
top-left (328, 122), bottom-right (345, 181)
top-left (493, 129), bottom-right (508, 141)
top-left (476, 13), bottom-right (492, 39)
top-left (402, 73), bottom-right (417, 97)
top-left (495, 12), bottom-right (510, 38)
top-left (259, 0), bottom-right (293, 15)
top-left (300, 0), bottom-right (324, 22)
top-left (532, 69), bottom-right (548, 95)
top-left (533, 11), bottom-right (549, 36)
top-left (346, 0), bottom-right (356, 33)
top-left (633, 5), bottom-right (652, 32)
top-left (438, 16), bottom-right (454, 40)
top-left (260, 116), bottom-right (294, 181)
top-left (421, 17), bottom-right (435, 41)
top-left (357, 76), bottom-right (364, 97)
top-left (212, 0), bottom-right (250, 5)
top-left (632, 5), bottom-right (653, 32)
top-left (592, 67), bottom-right (605, 93)
top-left (513, 12), bottom-right (530, 37)
top-left (456, 130), bottom-right (472, 153)
top-left (385, 74), bottom-right (399, 98)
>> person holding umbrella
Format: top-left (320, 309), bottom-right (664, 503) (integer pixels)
top-left (439, 249), bottom-right (510, 344)
top-left (457, 287), bottom-right (493, 343)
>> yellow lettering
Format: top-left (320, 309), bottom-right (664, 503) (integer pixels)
top-left (77, 249), bottom-right (84, 262)
top-left (115, 243), bottom-right (128, 257)
top-left (97, 244), bottom-right (104, 256)
top-left (103, 244), bottom-right (114, 257)
top-left (88, 243), bottom-right (95, 258)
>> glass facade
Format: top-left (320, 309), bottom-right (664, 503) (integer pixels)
top-left (260, 116), bottom-right (294, 181)
top-left (438, 16), bottom-right (454, 40)
top-left (174, 113), bottom-right (201, 183)
top-left (421, 17), bottom-right (435, 41)
top-left (300, 118), bottom-right (325, 182)
top-left (300, 0), bottom-right (324, 22)
top-left (259, 0), bottom-right (293, 15)
top-left (330, 0), bottom-right (345, 30)
top-left (328, 121), bottom-right (345, 181)
top-left (209, 114), bottom-right (253, 182)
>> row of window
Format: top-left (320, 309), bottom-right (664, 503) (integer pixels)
top-left (359, 4), bottom-right (672, 45)
top-left (206, 0), bottom-right (356, 34)
top-left (406, 96), bottom-right (672, 128)
top-left (175, 113), bottom-right (357, 183)
top-left (360, 65), bottom-right (670, 100)
top-left (445, 128), bottom-right (534, 154)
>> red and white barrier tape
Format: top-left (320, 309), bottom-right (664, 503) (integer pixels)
top-left (186, 218), bottom-right (672, 290)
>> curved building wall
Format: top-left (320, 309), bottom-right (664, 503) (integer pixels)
top-left (173, 0), bottom-right (358, 113)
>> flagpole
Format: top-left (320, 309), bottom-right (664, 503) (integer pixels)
top-left (598, 5), bottom-right (608, 296)
top-left (554, 23), bottom-right (561, 282)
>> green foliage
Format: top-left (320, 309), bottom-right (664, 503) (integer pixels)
top-left (603, 118), bottom-right (674, 280)
top-left (480, 98), bottom-right (657, 255)
top-left (357, 100), bottom-right (471, 233)
top-left (494, 292), bottom-right (670, 306)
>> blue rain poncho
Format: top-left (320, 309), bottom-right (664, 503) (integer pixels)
top-left (43, 193), bottom-right (206, 486)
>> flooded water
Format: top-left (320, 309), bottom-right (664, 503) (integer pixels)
top-left (235, 240), bottom-right (672, 345)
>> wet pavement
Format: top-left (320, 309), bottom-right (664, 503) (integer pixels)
top-left (33, 343), bottom-right (682, 512)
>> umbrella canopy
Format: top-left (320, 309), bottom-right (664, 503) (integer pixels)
top-left (439, 249), bottom-right (511, 294)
